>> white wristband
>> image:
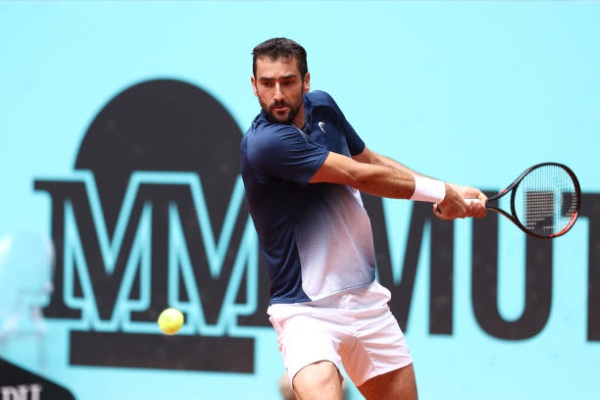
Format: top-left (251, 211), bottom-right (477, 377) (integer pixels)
top-left (410, 176), bottom-right (446, 203)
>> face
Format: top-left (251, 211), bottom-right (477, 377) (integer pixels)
top-left (251, 56), bottom-right (310, 127)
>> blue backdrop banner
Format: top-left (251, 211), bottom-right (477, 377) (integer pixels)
top-left (0, 2), bottom-right (598, 399)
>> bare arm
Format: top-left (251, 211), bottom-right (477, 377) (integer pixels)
top-left (352, 146), bottom-right (425, 177)
top-left (353, 146), bottom-right (485, 199)
top-left (310, 150), bottom-right (416, 199)
top-left (310, 147), bottom-right (487, 220)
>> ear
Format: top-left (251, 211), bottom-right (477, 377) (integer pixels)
top-left (303, 72), bottom-right (311, 93)
top-left (251, 76), bottom-right (258, 96)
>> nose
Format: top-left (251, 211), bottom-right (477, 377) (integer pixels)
top-left (273, 83), bottom-right (284, 101)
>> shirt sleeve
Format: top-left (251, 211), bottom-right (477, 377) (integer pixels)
top-left (247, 124), bottom-right (329, 186)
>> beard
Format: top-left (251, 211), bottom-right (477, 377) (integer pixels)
top-left (260, 99), bottom-right (302, 125)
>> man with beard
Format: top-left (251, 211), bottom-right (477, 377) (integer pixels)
top-left (240, 37), bottom-right (487, 400)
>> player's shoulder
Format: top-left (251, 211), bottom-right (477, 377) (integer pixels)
top-left (306, 90), bottom-right (336, 107)
top-left (306, 91), bottom-right (345, 118)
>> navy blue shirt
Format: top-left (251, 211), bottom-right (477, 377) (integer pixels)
top-left (240, 91), bottom-right (376, 304)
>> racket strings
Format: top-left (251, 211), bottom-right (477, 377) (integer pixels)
top-left (514, 165), bottom-right (579, 237)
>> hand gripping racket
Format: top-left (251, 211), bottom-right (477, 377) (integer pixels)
top-left (450, 162), bottom-right (581, 239)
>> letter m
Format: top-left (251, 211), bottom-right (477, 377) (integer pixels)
top-left (34, 170), bottom-right (255, 333)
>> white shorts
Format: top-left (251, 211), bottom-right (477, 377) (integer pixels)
top-left (267, 281), bottom-right (413, 387)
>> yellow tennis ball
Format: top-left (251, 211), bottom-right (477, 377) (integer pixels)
top-left (158, 308), bottom-right (184, 335)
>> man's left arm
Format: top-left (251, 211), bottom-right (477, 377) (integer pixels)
top-left (352, 146), bottom-right (427, 178)
top-left (352, 146), bottom-right (487, 209)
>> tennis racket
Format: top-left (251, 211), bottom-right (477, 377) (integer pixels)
top-left (450, 162), bottom-right (581, 239)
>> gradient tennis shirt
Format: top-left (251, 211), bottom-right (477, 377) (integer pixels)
top-left (240, 90), bottom-right (377, 305)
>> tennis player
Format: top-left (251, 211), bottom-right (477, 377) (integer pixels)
top-left (240, 37), bottom-right (487, 400)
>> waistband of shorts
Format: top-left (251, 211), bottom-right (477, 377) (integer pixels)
top-left (268, 281), bottom-right (391, 313)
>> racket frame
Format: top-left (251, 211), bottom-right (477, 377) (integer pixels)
top-left (485, 162), bottom-right (581, 239)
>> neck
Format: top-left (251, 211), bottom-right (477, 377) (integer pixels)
top-left (293, 105), bottom-right (306, 128)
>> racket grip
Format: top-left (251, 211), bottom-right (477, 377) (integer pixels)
top-left (437, 198), bottom-right (482, 213)
top-left (436, 198), bottom-right (485, 215)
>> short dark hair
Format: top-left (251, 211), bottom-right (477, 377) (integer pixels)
top-left (252, 37), bottom-right (308, 79)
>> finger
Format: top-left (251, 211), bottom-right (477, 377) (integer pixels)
top-left (466, 198), bottom-right (486, 218)
top-left (433, 204), bottom-right (450, 220)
